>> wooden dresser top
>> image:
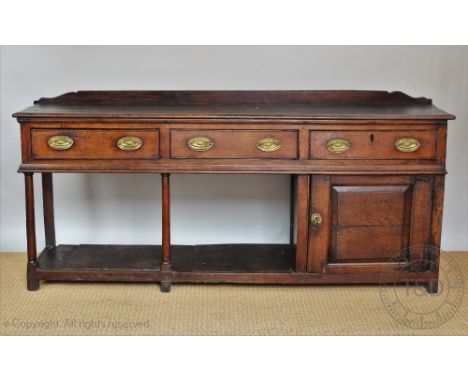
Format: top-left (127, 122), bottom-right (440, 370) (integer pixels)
top-left (13, 90), bottom-right (455, 121)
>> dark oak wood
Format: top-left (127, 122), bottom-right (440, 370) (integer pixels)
top-left (31, 129), bottom-right (159, 159)
top-left (409, 176), bottom-right (434, 263)
top-left (427, 175), bottom-right (446, 293)
top-left (17, 160), bottom-right (448, 175)
top-left (38, 245), bottom-right (163, 270)
top-left (308, 175), bottom-right (436, 276)
top-left (37, 244), bottom-right (295, 273)
top-left (37, 268), bottom-right (437, 285)
top-left (24, 174), bottom-right (39, 291)
top-left (36, 243), bottom-right (438, 286)
top-left (329, 184), bottom-right (412, 263)
top-left (31, 90), bottom-right (435, 106)
top-left (13, 91), bottom-right (455, 121)
top-left (161, 174), bottom-right (171, 267)
top-left (160, 173), bottom-right (171, 291)
top-left (309, 129), bottom-right (437, 160)
top-left (41, 173), bottom-right (55, 247)
top-left (14, 91), bottom-right (454, 293)
top-left (289, 175), bottom-right (296, 245)
top-left (307, 175), bottom-right (331, 273)
top-left (294, 175), bottom-right (309, 272)
top-left (170, 129), bottom-right (298, 159)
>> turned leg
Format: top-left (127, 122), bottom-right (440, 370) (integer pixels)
top-left (160, 173), bottom-right (172, 292)
top-left (42, 173), bottom-right (56, 247)
top-left (25, 173), bottom-right (39, 291)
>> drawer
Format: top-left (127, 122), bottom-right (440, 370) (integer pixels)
top-left (31, 129), bottom-right (159, 159)
top-left (309, 130), bottom-right (437, 160)
top-left (170, 130), bottom-right (298, 159)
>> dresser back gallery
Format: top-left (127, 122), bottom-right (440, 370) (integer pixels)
top-left (13, 90), bottom-right (454, 292)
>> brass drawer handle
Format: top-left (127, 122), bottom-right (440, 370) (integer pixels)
top-left (117, 136), bottom-right (143, 151)
top-left (395, 138), bottom-right (420, 152)
top-left (311, 212), bottom-right (323, 225)
top-left (48, 135), bottom-right (74, 150)
top-left (256, 138), bottom-right (282, 152)
top-left (187, 136), bottom-right (214, 152)
top-left (326, 138), bottom-right (351, 153)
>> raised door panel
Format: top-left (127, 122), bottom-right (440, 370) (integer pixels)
top-left (307, 175), bottom-right (434, 273)
top-left (329, 185), bottom-right (412, 263)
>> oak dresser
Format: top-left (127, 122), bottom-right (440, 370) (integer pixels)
top-left (13, 91), bottom-right (455, 293)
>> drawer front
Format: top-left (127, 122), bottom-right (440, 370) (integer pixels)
top-left (31, 129), bottom-right (159, 159)
top-left (309, 130), bottom-right (437, 160)
top-left (170, 130), bottom-right (298, 159)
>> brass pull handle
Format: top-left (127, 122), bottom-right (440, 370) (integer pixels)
top-left (326, 138), bottom-right (351, 153)
top-left (187, 136), bottom-right (214, 152)
top-left (311, 212), bottom-right (323, 225)
top-left (117, 136), bottom-right (143, 151)
top-left (395, 138), bottom-right (420, 152)
top-left (48, 135), bottom-right (74, 150)
top-left (256, 138), bottom-right (282, 152)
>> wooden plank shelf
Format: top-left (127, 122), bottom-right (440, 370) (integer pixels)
top-left (37, 244), bottom-right (296, 273)
top-left (35, 244), bottom-right (437, 287)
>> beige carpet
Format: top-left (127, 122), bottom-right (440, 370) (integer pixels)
top-left (1, 252), bottom-right (467, 336)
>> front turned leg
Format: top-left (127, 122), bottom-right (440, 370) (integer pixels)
top-left (25, 173), bottom-right (40, 291)
top-left (160, 174), bottom-right (172, 293)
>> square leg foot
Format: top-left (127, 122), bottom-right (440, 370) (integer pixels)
top-left (27, 278), bottom-right (40, 291)
top-left (27, 263), bottom-right (39, 291)
top-left (160, 281), bottom-right (172, 293)
top-left (425, 280), bottom-right (439, 294)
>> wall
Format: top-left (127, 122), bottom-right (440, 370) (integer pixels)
top-left (1, 46), bottom-right (467, 251)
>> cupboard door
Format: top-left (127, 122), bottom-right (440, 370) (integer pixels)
top-left (307, 175), bottom-right (434, 273)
